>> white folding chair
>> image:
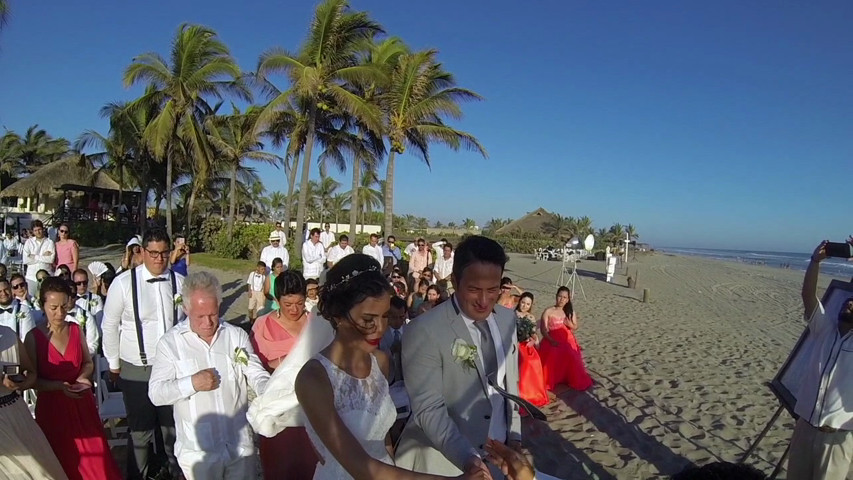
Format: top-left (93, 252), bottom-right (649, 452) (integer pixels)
top-left (94, 354), bottom-right (127, 448)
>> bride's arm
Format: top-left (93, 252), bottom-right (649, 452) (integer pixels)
top-left (296, 360), bottom-right (457, 480)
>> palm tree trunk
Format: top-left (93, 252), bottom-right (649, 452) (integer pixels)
top-left (349, 156), bottom-right (360, 237)
top-left (383, 150), bottom-right (396, 237)
top-left (295, 107), bottom-right (317, 251)
top-left (118, 163), bottom-right (125, 206)
top-left (227, 163), bottom-right (238, 235)
top-left (186, 184), bottom-right (198, 237)
top-left (284, 154), bottom-right (299, 229)
top-left (165, 154), bottom-right (174, 238)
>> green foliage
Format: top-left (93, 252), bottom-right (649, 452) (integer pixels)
top-left (73, 221), bottom-right (137, 247)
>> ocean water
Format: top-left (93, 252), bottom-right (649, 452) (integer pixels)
top-left (659, 247), bottom-right (853, 280)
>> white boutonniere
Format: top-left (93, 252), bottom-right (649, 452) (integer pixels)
top-left (451, 338), bottom-right (478, 371)
top-left (233, 347), bottom-right (249, 367)
top-left (15, 310), bottom-right (26, 323)
top-left (88, 298), bottom-right (99, 311)
top-left (75, 308), bottom-right (87, 329)
top-left (173, 294), bottom-right (183, 308)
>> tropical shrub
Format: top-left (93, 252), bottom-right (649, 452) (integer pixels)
top-left (74, 221), bottom-right (136, 247)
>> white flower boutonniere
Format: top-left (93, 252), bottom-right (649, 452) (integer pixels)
top-left (451, 338), bottom-right (478, 371)
top-left (233, 347), bottom-right (249, 367)
top-left (88, 298), bottom-right (99, 311)
top-left (15, 311), bottom-right (26, 323)
top-left (75, 309), bottom-right (87, 329)
top-left (173, 294), bottom-right (183, 308)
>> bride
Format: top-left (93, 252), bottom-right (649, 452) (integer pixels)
top-left (249, 254), bottom-right (486, 480)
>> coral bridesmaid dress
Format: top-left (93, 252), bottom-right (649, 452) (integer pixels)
top-left (34, 323), bottom-right (121, 480)
top-left (538, 316), bottom-right (593, 391)
top-left (517, 337), bottom-right (549, 408)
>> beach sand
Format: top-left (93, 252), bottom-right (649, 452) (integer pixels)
top-left (80, 247), bottom-right (838, 479)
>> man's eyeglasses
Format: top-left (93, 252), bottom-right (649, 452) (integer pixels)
top-left (145, 249), bottom-right (170, 259)
top-left (391, 275), bottom-right (402, 279)
top-left (74, 281), bottom-right (88, 286)
top-left (11, 283), bottom-right (25, 290)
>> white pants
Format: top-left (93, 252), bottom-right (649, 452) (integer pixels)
top-left (787, 418), bottom-right (853, 480)
top-left (178, 452), bottom-right (256, 480)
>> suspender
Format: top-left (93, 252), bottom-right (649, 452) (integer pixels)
top-left (13, 301), bottom-right (20, 338)
top-left (129, 268), bottom-right (178, 366)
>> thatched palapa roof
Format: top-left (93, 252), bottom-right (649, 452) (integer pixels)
top-left (495, 207), bottom-right (558, 235)
top-left (0, 157), bottom-right (122, 198)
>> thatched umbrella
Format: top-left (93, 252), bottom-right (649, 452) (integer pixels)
top-left (0, 156), bottom-right (121, 198)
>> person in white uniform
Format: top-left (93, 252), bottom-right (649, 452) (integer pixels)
top-left (149, 271), bottom-right (270, 480)
top-left (301, 228), bottom-right (326, 280)
top-left (362, 233), bottom-right (384, 266)
top-left (0, 278), bottom-right (34, 342)
top-left (319, 223), bottom-right (335, 251)
top-left (259, 232), bottom-right (289, 274)
top-left (21, 221), bottom-right (55, 294)
top-left (326, 234), bottom-right (355, 268)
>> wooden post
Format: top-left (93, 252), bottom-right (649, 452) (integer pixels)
top-left (643, 288), bottom-right (650, 303)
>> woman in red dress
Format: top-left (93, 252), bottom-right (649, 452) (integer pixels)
top-left (251, 270), bottom-right (318, 479)
top-left (538, 286), bottom-right (593, 392)
top-left (515, 292), bottom-right (549, 409)
top-left (24, 277), bottom-right (121, 480)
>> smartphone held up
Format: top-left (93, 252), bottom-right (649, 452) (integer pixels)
top-left (825, 242), bottom-right (853, 259)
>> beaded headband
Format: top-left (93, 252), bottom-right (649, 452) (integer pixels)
top-left (327, 265), bottom-right (381, 291)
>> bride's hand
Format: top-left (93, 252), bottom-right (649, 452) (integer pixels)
top-left (484, 439), bottom-right (536, 480)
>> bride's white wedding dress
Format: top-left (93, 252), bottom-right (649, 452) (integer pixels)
top-left (305, 353), bottom-right (397, 479)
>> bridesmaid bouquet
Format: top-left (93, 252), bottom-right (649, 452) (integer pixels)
top-left (516, 317), bottom-right (536, 343)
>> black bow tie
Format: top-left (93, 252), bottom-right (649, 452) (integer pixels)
top-left (147, 277), bottom-right (168, 283)
top-left (0, 308), bottom-right (12, 314)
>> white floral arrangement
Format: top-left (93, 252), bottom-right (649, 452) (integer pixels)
top-left (233, 347), bottom-right (249, 367)
top-left (15, 311), bottom-right (26, 323)
top-left (88, 298), bottom-right (99, 311)
top-left (75, 308), bottom-right (87, 329)
top-left (451, 338), bottom-right (478, 371)
top-left (173, 294), bottom-right (183, 308)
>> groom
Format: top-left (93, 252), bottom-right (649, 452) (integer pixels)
top-left (397, 235), bottom-right (521, 477)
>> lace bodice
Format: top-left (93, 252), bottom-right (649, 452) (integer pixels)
top-left (305, 353), bottom-right (396, 479)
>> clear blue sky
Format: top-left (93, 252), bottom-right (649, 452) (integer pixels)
top-left (1, 1), bottom-right (851, 252)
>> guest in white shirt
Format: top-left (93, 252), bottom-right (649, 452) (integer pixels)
top-left (3, 232), bottom-right (20, 260)
top-left (149, 271), bottom-right (270, 480)
top-left (22, 220), bottom-right (55, 294)
top-left (273, 221), bottom-right (288, 247)
top-left (246, 261), bottom-right (267, 323)
top-left (326, 234), bottom-right (355, 268)
top-left (788, 240), bottom-right (853, 480)
top-left (319, 223), bottom-right (335, 251)
top-left (301, 228), bottom-right (326, 280)
top-left (70, 269), bottom-right (102, 356)
top-left (362, 233), bottom-right (384, 266)
top-left (0, 278), bottom-right (34, 341)
top-left (305, 278), bottom-right (319, 313)
top-left (260, 231), bottom-right (289, 273)
top-left (433, 240), bottom-right (455, 292)
top-left (0, 239), bottom-right (7, 267)
top-left (102, 228), bottom-right (185, 479)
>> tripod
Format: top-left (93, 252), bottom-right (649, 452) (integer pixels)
top-left (556, 253), bottom-right (586, 300)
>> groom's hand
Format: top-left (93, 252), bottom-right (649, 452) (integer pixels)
top-left (484, 439), bottom-right (535, 480)
top-left (192, 368), bottom-right (220, 392)
top-left (462, 456), bottom-right (493, 480)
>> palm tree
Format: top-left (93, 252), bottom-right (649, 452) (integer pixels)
top-left (124, 23), bottom-right (248, 237)
top-left (17, 125), bottom-right (69, 173)
top-left (268, 191), bottom-right (287, 220)
top-left (380, 49), bottom-right (487, 237)
top-left (249, 181), bottom-right (267, 220)
top-left (542, 214), bottom-right (576, 239)
top-left (576, 216), bottom-right (594, 238)
top-left (447, 221), bottom-right (457, 229)
top-left (347, 169), bottom-right (382, 232)
top-left (462, 218), bottom-right (477, 230)
top-left (346, 36), bottom-right (406, 238)
top-left (0, 131), bottom-right (23, 188)
top-left (433, 220), bottom-right (444, 229)
top-left (314, 174), bottom-right (341, 225)
top-left (207, 105), bottom-right (281, 235)
top-left (329, 194), bottom-right (348, 227)
top-left (626, 223), bottom-right (639, 241)
top-left (256, 0), bottom-right (383, 250)
top-left (484, 217), bottom-right (510, 233)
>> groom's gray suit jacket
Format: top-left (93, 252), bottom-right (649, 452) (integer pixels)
top-left (396, 296), bottom-right (521, 475)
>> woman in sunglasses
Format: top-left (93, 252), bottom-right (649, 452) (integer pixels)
top-left (54, 223), bottom-right (78, 272)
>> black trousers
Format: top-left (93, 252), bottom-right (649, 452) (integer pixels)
top-left (120, 376), bottom-right (177, 479)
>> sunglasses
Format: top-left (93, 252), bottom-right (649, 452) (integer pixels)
top-left (74, 281), bottom-right (88, 286)
top-left (392, 275), bottom-right (402, 279)
top-left (11, 283), bottom-right (25, 290)
top-left (145, 249), bottom-right (170, 259)
top-left (59, 229), bottom-right (69, 233)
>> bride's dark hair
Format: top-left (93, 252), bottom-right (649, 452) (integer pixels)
top-left (318, 254), bottom-right (393, 331)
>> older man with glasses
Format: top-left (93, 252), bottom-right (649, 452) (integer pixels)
top-left (71, 268), bottom-right (103, 356)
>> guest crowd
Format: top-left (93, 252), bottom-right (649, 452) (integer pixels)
top-left (0, 218), bottom-right (842, 480)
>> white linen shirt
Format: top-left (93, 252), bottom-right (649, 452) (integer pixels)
top-left (319, 231), bottom-right (336, 250)
top-left (148, 321), bottom-right (270, 463)
top-left (71, 293), bottom-right (103, 355)
top-left (22, 237), bottom-right (55, 279)
top-left (0, 300), bottom-right (34, 341)
top-left (302, 241), bottom-right (326, 279)
top-left (794, 301), bottom-right (853, 430)
top-left (459, 307), bottom-right (508, 444)
top-left (326, 245), bottom-right (354, 267)
top-left (247, 272), bottom-right (265, 292)
top-left (102, 265), bottom-right (185, 370)
top-left (362, 244), bottom-right (384, 266)
top-left (259, 245), bottom-right (289, 271)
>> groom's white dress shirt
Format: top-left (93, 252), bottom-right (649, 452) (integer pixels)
top-left (461, 311), bottom-right (508, 445)
top-left (149, 321), bottom-right (269, 469)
